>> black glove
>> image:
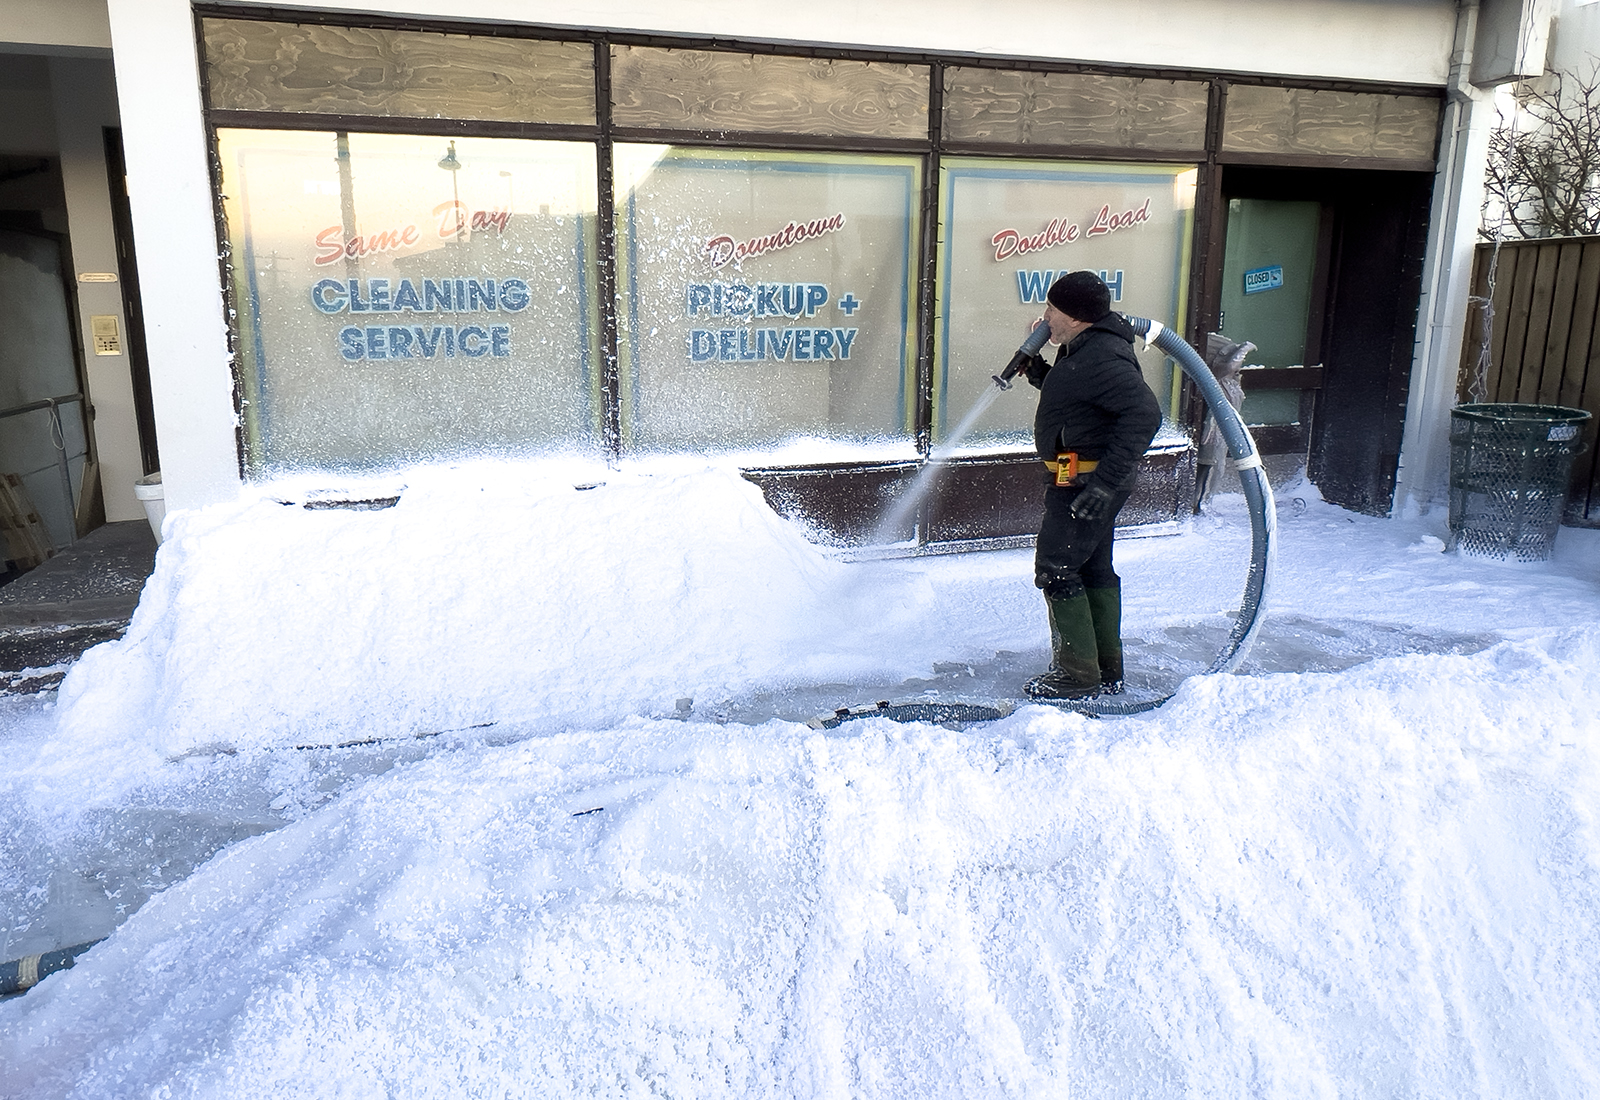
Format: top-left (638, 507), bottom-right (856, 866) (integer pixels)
top-left (1069, 481), bottom-right (1116, 523)
top-left (1023, 353), bottom-right (1050, 389)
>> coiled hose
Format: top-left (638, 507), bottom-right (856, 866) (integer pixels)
top-left (1075, 316), bottom-right (1276, 716)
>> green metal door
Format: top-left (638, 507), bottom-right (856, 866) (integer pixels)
top-left (1218, 198), bottom-right (1320, 425)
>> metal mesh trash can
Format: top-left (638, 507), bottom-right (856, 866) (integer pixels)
top-left (1448, 403), bottom-right (1592, 561)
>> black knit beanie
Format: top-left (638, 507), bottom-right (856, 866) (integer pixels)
top-left (1046, 271), bottom-right (1111, 322)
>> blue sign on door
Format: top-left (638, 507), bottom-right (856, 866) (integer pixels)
top-left (1243, 265), bottom-right (1284, 294)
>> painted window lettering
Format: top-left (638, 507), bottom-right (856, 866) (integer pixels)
top-left (310, 277), bottom-right (532, 315)
top-left (685, 282), bottom-right (829, 319)
top-left (1085, 198), bottom-right (1152, 237)
top-left (681, 280), bottom-right (856, 362)
top-left (313, 223), bottom-right (420, 266)
top-left (702, 214), bottom-right (847, 270)
top-left (1017, 269), bottom-right (1124, 304)
top-left (315, 276), bottom-right (527, 362)
top-left (312, 206), bottom-right (512, 267)
top-left (990, 199), bottom-right (1151, 263)
top-left (338, 323), bottom-right (513, 361)
top-left (432, 202), bottom-right (511, 238)
top-left (688, 327), bottom-right (858, 362)
top-left (992, 218), bottom-right (1078, 262)
top-left (677, 210), bottom-right (866, 365)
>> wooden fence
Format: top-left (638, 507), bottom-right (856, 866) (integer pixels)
top-left (1460, 235), bottom-right (1600, 526)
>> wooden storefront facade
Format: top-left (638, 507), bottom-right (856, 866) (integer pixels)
top-left (193, 7), bottom-right (1447, 545)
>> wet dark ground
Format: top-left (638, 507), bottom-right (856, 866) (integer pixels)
top-left (0, 521), bottom-right (158, 693)
top-left (687, 613), bottom-right (1500, 727)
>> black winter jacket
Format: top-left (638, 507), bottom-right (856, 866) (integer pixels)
top-left (1025, 313), bottom-right (1163, 492)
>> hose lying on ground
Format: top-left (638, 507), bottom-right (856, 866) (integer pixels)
top-left (0, 938), bottom-right (104, 995)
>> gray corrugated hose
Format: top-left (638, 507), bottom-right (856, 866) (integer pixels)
top-left (1077, 316), bottom-right (1276, 716)
top-left (0, 939), bottom-right (104, 995)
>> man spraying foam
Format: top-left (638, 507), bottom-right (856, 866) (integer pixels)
top-left (1018, 271), bottom-right (1162, 701)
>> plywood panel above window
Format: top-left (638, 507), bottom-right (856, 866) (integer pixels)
top-left (943, 68), bottom-right (1209, 151)
top-left (610, 46), bottom-right (929, 139)
top-left (1222, 85), bottom-right (1440, 162)
top-left (201, 18), bottom-right (596, 125)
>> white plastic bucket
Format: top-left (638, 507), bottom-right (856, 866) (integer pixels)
top-left (133, 472), bottom-right (164, 544)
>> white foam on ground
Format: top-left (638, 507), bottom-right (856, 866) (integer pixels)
top-left (3, 461), bottom-right (1599, 1097)
top-left (41, 464), bottom-right (959, 769)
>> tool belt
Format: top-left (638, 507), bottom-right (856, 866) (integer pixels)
top-left (1044, 452), bottom-right (1098, 487)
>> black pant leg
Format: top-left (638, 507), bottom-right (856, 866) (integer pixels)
top-left (1034, 485), bottom-right (1132, 599)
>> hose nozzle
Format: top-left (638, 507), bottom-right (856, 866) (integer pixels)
top-left (993, 320), bottom-right (1051, 389)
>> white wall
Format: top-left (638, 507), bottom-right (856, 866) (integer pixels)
top-left (1551, 0), bottom-right (1600, 70)
top-left (212, 0), bottom-right (1459, 85)
top-left (1398, 1), bottom-right (1499, 516)
top-left (0, 0), bottom-right (111, 53)
top-left (49, 56), bottom-right (145, 523)
top-left (105, 0), bottom-right (238, 515)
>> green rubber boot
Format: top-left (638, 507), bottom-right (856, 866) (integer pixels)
top-left (1024, 593), bottom-right (1102, 700)
top-left (1085, 585), bottom-right (1124, 693)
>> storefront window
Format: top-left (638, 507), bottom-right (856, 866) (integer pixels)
top-left (614, 145), bottom-right (921, 458)
top-left (216, 129), bottom-right (599, 473)
top-left (934, 159), bottom-right (1198, 448)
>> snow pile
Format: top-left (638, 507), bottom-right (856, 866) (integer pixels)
top-left (45, 464), bottom-right (944, 761)
top-left (5, 631), bottom-right (1600, 1098)
top-left (4, 463), bottom-right (1600, 1097)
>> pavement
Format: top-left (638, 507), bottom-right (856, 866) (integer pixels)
top-left (0, 520), bottom-right (158, 694)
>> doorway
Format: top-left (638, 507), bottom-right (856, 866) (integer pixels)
top-left (1209, 166), bottom-right (1434, 515)
top-left (1218, 197), bottom-right (1328, 438)
top-left (0, 226), bottom-right (96, 552)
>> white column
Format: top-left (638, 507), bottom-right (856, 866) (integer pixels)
top-left (103, 0), bottom-right (240, 514)
top-left (1396, 0), bottom-right (1499, 517)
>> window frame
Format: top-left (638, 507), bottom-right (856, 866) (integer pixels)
top-left (194, 4), bottom-right (1445, 478)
